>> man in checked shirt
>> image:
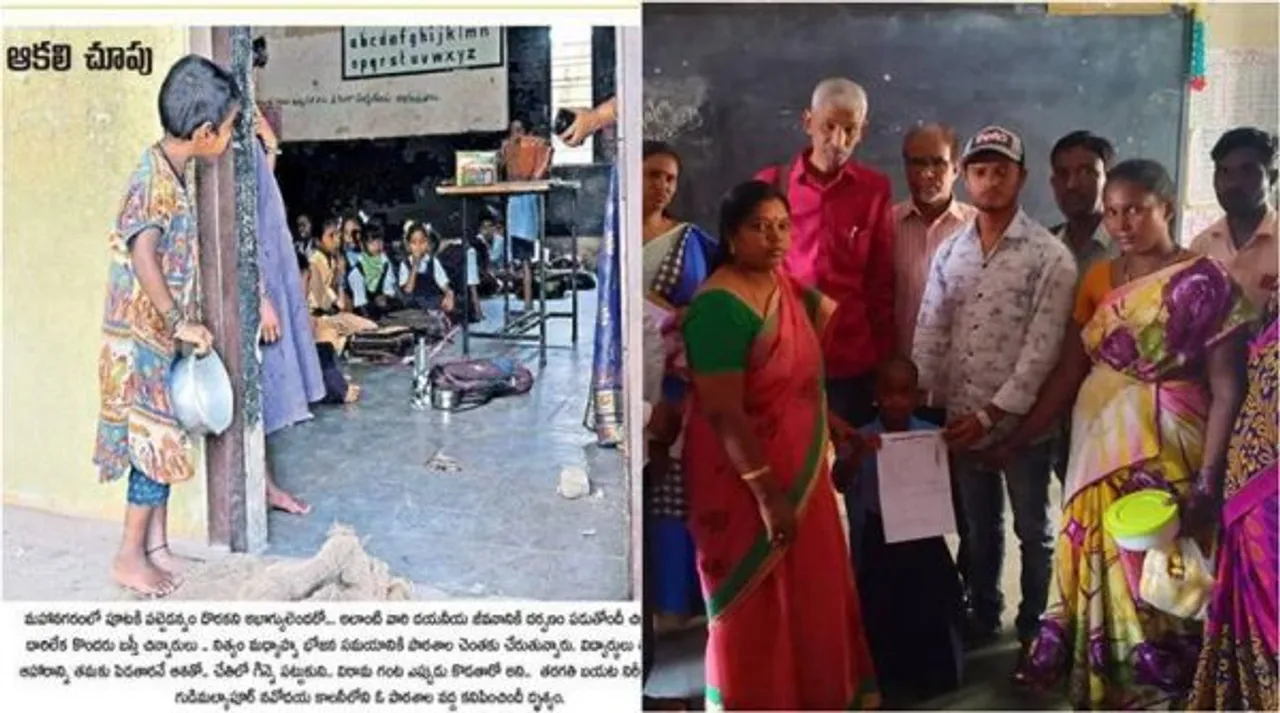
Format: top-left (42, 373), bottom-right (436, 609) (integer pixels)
top-left (911, 126), bottom-right (1077, 662)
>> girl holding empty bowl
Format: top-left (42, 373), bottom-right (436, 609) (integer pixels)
top-left (982, 159), bottom-right (1253, 708)
top-left (93, 56), bottom-right (240, 599)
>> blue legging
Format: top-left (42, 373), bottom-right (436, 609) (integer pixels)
top-left (127, 467), bottom-right (170, 507)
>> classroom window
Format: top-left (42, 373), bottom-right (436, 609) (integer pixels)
top-left (550, 25), bottom-right (594, 166)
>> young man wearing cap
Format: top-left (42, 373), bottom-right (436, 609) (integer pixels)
top-left (755, 77), bottom-right (895, 430)
top-left (1189, 126), bottom-right (1278, 313)
top-left (911, 126), bottom-right (1077, 659)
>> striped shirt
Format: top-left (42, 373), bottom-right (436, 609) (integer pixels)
top-left (892, 198), bottom-right (976, 355)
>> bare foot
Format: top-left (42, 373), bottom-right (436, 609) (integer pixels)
top-left (344, 384), bottom-right (361, 403)
top-left (267, 481), bottom-right (311, 515)
top-left (112, 552), bottom-right (177, 598)
top-left (147, 545), bottom-right (201, 576)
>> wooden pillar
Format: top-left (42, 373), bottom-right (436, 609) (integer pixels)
top-left (196, 26), bottom-right (268, 553)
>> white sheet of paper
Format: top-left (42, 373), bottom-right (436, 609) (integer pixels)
top-left (876, 431), bottom-right (957, 544)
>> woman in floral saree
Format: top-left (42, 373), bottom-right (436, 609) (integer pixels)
top-left (1188, 290), bottom-right (1278, 711)
top-left (681, 180), bottom-right (878, 710)
top-left (986, 159), bottom-right (1252, 709)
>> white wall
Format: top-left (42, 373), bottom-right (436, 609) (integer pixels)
top-left (256, 26), bottom-right (510, 141)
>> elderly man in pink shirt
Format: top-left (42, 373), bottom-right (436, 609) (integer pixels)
top-left (755, 77), bottom-right (896, 430)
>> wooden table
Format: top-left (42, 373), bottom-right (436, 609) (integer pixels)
top-left (434, 179), bottom-right (582, 365)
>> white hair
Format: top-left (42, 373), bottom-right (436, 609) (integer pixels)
top-left (810, 77), bottom-right (868, 115)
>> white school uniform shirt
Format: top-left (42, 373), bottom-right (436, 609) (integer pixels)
top-left (398, 257), bottom-right (451, 292)
top-left (348, 254), bottom-right (397, 309)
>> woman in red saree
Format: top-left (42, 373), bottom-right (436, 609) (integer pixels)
top-left (680, 180), bottom-right (879, 710)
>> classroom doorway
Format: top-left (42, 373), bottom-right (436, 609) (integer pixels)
top-left (192, 25), bottom-right (633, 600)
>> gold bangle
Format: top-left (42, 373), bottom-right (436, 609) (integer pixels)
top-left (740, 466), bottom-right (771, 482)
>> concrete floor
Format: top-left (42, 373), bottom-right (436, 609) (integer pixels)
top-left (3, 289), bottom-right (630, 603)
top-left (263, 289), bottom-right (631, 600)
top-left (643, 485), bottom-right (1071, 710)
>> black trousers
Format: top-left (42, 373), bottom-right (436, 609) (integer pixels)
top-left (315, 342), bottom-right (350, 404)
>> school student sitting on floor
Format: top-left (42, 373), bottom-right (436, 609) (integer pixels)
top-left (350, 224), bottom-right (399, 320)
top-left (835, 355), bottom-right (966, 700)
top-left (306, 217), bottom-right (377, 351)
top-left (307, 218), bottom-right (349, 314)
top-left (398, 221), bottom-right (455, 315)
top-left (434, 230), bottom-right (488, 324)
top-left (468, 216), bottom-right (502, 299)
top-left (340, 214), bottom-right (364, 265)
top-left (295, 252), bottom-right (360, 405)
top-left (480, 213), bottom-right (508, 267)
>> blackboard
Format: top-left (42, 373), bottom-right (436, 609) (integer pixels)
top-left (643, 3), bottom-right (1190, 233)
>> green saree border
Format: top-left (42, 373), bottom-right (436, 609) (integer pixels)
top-left (706, 685), bottom-right (724, 711)
top-left (704, 376), bottom-right (828, 620)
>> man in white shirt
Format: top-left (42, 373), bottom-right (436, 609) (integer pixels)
top-left (912, 126), bottom-right (1077, 656)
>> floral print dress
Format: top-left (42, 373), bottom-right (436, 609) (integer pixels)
top-left (93, 145), bottom-right (201, 486)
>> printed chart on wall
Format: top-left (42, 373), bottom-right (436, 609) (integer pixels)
top-left (1186, 50), bottom-right (1280, 193)
top-left (256, 26), bottom-right (509, 141)
top-left (1181, 47), bottom-right (1280, 242)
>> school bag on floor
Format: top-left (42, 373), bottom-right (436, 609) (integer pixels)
top-left (347, 325), bottom-right (415, 362)
top-left (427, 356), bottom-right (534, 411)
top-left (382, 309), bottom-right (452, 342)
